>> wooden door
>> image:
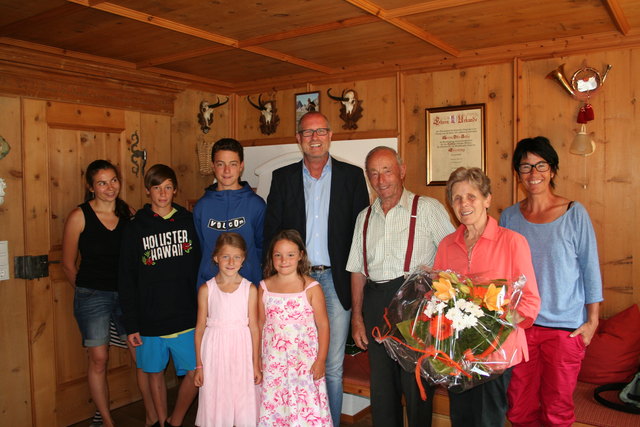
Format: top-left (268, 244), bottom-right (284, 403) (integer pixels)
top-left (23, 100), bottom-right (141, 426)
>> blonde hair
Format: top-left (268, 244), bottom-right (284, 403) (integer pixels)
top-left (212, 232), bottom-right (247, 263)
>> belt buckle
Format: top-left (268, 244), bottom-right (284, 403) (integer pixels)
top-left (311, 265), bottom-right (329, 272)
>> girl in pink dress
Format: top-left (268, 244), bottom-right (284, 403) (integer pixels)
top-left (258, 229), bottom-right (333, 426)
top-left (194, 233), bottom-right (261, 427)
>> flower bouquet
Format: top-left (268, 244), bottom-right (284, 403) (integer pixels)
top-left (373, 268), bottom-right (526, 397)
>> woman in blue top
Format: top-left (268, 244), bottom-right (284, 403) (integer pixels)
top-left (500, 137), bottom-right (603, 427)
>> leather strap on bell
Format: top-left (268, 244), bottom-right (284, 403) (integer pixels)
top-left (362, 195), bottom-right (420, 278)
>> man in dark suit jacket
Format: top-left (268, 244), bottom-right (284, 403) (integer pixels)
top-left (264, 112), bottom-right (369, 425)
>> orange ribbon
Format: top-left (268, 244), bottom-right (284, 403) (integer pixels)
top-left (372, 308), bottom-right (473, 401)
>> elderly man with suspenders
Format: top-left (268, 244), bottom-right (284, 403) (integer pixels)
top-left (347, 146), bottom-right (455, 427)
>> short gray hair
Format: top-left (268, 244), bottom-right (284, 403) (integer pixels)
top-left (445, 167), bottom-right (491, 205)
top-left (365, 146), bottom-right (403, 170)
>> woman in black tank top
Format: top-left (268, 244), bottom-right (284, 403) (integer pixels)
top-left (62, 160), bottom-right (156, 427)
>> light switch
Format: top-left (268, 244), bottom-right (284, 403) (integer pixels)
top-left (0, 241), bottom-right (9, 281)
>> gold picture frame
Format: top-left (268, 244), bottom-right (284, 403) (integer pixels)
top-left (425, 104), bottom-right (486, 186)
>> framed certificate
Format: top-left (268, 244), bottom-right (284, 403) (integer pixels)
top-left (425, 104), bottom-right (486, 186)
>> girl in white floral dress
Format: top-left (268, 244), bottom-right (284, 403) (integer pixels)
top-left (258, 229), bottom-right (332, 426)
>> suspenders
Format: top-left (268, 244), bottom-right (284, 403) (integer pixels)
top-left (362, 195), bottom-right (420, 279)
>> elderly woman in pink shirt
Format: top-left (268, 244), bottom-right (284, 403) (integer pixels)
top-left (433, 167), bottom-right (540, 427)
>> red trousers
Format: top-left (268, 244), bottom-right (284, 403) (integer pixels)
top-left (507, 326), bottom-right (586, 427)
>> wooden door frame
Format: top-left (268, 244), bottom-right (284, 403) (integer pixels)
top-left (23, 99), bottom-right (136, 426)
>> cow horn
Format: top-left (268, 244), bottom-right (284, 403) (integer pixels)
top-left (247, 95), bottom-right (263, 111)
top-left (327, 88), bottom-right (347, 102)
top-left (209, 96), bottom-right (229, 108)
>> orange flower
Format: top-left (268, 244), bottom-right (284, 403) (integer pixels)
top-left (473, 286), bottom-right (487, 298)
top-left (483, 283), bottom-right (510, 311)
top-left (433, 278), bottom-right (456, 301)
top-left (429, 315), bottom-right (453, 340)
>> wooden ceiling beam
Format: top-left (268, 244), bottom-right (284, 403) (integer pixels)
top-left (144, 67), bottom-right (236, 92)
top-left (242, 46), bottom-right (335, 74)
top-left (343, 0), bottom-right (460, 56)
top-left (0, 37), bottom-right (135, 69)
top-left (238, 15), bottom-right (378, 47)
top-left (602, 0), bottom-right (631, 35)
top-left (138, 45), bottom-right (233, 68)
top-left (67, 0), bottom-right (335, 74)
top-left (386, 0), bottom-right (490, 18)
top-left (142, 15), bottom-right (376, 68)
top-left (67, 0), bottom-right (238, 46)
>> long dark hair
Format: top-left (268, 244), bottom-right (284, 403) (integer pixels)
top-left (84, 160), bottom-right (131, 219)
top-left (263, 229), bottom-right (310, 278)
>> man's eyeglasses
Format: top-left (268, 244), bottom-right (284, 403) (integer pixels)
top-left (518, 161), bottom-right (551, 174)
top-left (299, 128), bottom-right (330, 138)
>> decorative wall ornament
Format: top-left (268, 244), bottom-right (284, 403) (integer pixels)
top-left (197, 97), bottom-right (229, 134)
top-left (129, 131), bottom-right (147, 177)
top-left (248, 94), bottom-right (280, 135)
top-left (546, 63), bottom-right (612, 156)
top-left (327, 88), bottom-right (364, 130)
top-left (0, 135), bottom-right (10, 160)
top-left (197, 136), bottom-right (215, 176)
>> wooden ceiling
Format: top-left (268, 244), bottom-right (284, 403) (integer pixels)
top-left (1, 0), bottom-right (640, 94)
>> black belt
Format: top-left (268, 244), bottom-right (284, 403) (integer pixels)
top-left (310, 265), bottom-right (331, 272)
top-left (365, 276), bottom-right (404, 290)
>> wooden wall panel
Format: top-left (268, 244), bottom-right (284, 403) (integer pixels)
top-left (401, 64), bottom-right (514, 220)
top-left (0, 96), bottom-right (31, 426)
top-left (123, 111), bottom-right (145, 209)
top-left (237, 88), bottom-right (302, 142)
top-left (170, 88), bottom-right (232, 206)
top-left (142, 113), bottom-right (172, 167)
top-left (313, 76), bottom-right (397, 134)
top-left (519, 49), bottom-right (640, 316)
top-left (23, 98), bottom-right (56, 427)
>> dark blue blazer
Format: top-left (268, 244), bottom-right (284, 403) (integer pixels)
top-left (264, 156), bottom-right (369, 310)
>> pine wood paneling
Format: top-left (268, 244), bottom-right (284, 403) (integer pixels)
top-left (314, 76), bottom-right (397, 133)
top-left (23, 98), bottom-right (56, 427)
top-left (237, 88), bottom-right (301, 141)
top-left (518, 50), bottom-right (639, 316)
top-left (123, 111), bottom-right (145, 209)
top-left (169, 88), bottom-right (229, 206)
top-left (401, 63), bottom-right (514, 220)
top-left (0, 95), bottom-right (31, 426)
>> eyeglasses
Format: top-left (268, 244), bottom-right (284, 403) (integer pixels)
top-left (518, 161), bottom-right (551, 174)
top-left (298, 128), bottom-right (330, 137)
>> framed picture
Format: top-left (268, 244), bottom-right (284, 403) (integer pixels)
top-left (425, 104), bottom-right (486, 186)
top-left (295, 91), bottom-right (320, 129)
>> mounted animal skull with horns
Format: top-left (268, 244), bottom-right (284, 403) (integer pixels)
top-left (248, 94), bottom-right (280, 135)
top-left (327, 88), bottom-right (364, 130)
top-left (198, 97), bottom-right (229, 134)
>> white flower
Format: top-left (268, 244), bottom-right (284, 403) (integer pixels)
top-left (423, 296), bottom-right (447, 318)
top-left (445, 299), bottom-right (484, 331)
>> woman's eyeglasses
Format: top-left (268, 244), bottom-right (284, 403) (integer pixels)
top-left (517, 161), bottom-right (550, 174)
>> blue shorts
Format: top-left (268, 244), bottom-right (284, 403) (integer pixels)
top-left (73, 286), bottom-right (127, 347)
top-left (136, 329), bottom-right (196, 375)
